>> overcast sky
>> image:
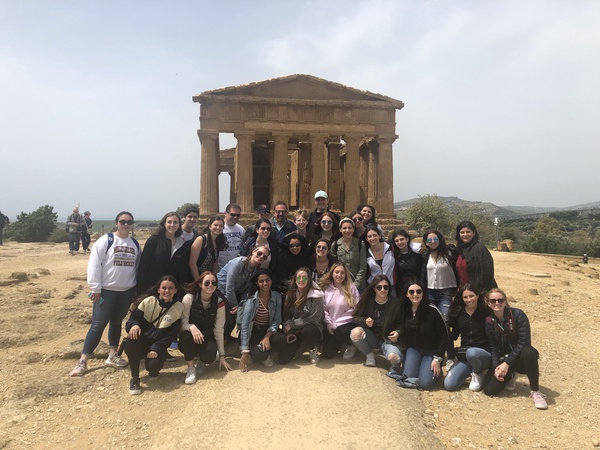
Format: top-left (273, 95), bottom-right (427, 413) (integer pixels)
top-left (1, 0), bottom-right (599, 220)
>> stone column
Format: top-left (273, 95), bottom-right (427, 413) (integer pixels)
top-left (198, 130), bottom-right (219, 214)
top-left (298, 142), bottom-right (312, 210)
top-left (376, 135), bottom-right (397, 215)
top-left (359, 145), bottom-right (368, 205)
top-left (310, 134), bottom-right (328, 196)
top-left (234, 132), bottom-right (254, 213)
top-left (272, 134), bottom-right (289, 206)
top-left (343, 135), bottom-right (363, 213)
top-left (367, 141), bottom-right (378, 206)
top-left (327, 141), bottom-right (342, 211)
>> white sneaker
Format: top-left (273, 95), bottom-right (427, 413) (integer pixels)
top-left (263, 356), bottom-right (274, 367)
top-left (505, 373), bottom-right (518, 391)
top-left (469, 372), bottom-right (484, 391)
top-left (105, 353), bottom-right (128, 368)
top-left (365, 353), bottom-right (376, 367)
top-left (309, 348), bottom-right (319, 364)
top-left (530, 390), bottom-right (548, 409)
top-left (185, 366), bottom-right (197, 385)
top-left (343, 345), bottom-right (357, 360)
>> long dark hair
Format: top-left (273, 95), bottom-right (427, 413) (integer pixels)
top-left (132, 274), bottom-right (181, 310)
top-left (354, 275), bottom-right (391, 318)
top-left (455, 220), bottom-right (479, 246)
top-left (203, 215), bottom-right (226, 252)
top-left (422, 230), bottom-right (451, 263)
top-left (448, 283), bottom-right (483, 321)
top-left (156, 211), bottom-right (183, 237)
top-left (253, 218), bottom-right (272, 237)
top-left (284, 267), bottom-right (313, 311)
top-left (400, 278), bottom-right (429, 324)
top-left (358, 204), bottom-right (377, 227)
top-left (249, 268), bottom-right (273, 295)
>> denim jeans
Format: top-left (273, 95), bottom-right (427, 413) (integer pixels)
top-left (444, 347), bottom-right (491, 391)
top-left (69, 232), bottom-right (81, 252)
top-left (402, 347), bottom-right (439, 390)
top-left (82, 287), bottom-right (135, 355)
top-left (427, 288), bottom-right (454, 321)
top-left (351, 327), bottom-right (403, 365)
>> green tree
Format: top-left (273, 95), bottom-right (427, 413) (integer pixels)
top-left (406, 195), bottom-right (452, 235)
top-left (5, 205), bottom-right (58, 242)
top-left (534, 216), bottom-right (563, 236)
top-left (176, 202), bottom-right (200, 218)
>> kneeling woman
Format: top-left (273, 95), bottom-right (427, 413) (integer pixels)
top-left (239, 269), bottom-right (286, 371)
top-left (444, 284), bottom-right (491, 392)
top-left (400, 280), bottom-right (448, 390)
top-left (319, 262), bottom-right (361, 359)
top-left (179, 271), bottom-right (232, 385)
top-left (124, 275), bottom-right (184, 395)
top-left (483, 288), bottom-right (548, 409)
top-left (350, 275), bottom-right (403, 370)
top-left (281, 267), bottom-right (324, 364)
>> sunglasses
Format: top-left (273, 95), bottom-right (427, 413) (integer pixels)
top-left (353, 217), bottom-right (363, 222)
top-left (426, 237), bottom-right (439, 243)
top-left (289, 243), bottom-right (301, 248)
top-left (376, 285), bottom-right (390, 291)
top-left (321, 220), bottom-right (333, 225)
top-left (408, 289), bottom-right (423, 295)
top-left (118, 220), bottom-right (134, 225)
top-left (296, 275), bottom-right (308, 282)
top-left (259, 227), bottom-right (271, 231)
top-left (315, 245), bottom-right (328, 251)
top-left (228, 213), bottom-right (241, 218)
top-left (488, 298), bottom-right (506, 304)
top-left (255, 251), bottom-right (268, 260)
top-left (203, 280), bottom-right (217, 287)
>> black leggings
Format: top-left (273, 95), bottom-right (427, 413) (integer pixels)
top-left (124, 337), bottom-right (168, 378)
top-left (321, 322), bottom-right (359, 359)
top-left (277, 324), bottom-right (321, 364)
top-left (178, 330), bottom-right (218, 365)
top-left (483, 346), bottom-right (540, 395)
top-left (247, 328), bottom-right (288, 363)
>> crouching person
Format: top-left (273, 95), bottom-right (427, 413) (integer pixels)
top-left (124, 275), bottom-right (183, 395)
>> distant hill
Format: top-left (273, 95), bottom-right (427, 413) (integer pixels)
top-left (394, 197), bottom-right (600, 218)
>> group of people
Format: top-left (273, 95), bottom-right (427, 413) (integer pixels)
top-left (69, 190), bottom-right (547, 409)
top-left (66, 207), bottom-right (93, 254)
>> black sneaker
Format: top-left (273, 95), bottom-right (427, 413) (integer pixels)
top-left (129, 377), bottom-right (141, 395)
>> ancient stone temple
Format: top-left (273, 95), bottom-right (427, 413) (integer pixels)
top-left (192, 74), bottom-right (404, 215)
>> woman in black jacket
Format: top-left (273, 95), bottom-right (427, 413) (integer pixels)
top-left (391, 229), bottom-right (423, 294)
top-left (454, 221), bottom-right (497, 295)
top-left (483, 288), bottom-right (547, 409)
top-left (124, 275), bottom-right (184, 395)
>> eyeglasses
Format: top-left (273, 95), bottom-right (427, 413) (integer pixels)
top-left (408, 289), bottom-right (423, 295)
top-left (296, 275), bottom-right (308, 281)
top-left (289, 243), bottom-right (301, 248)
top-left (321, 220), bottom-right (333, 225)
top-left (353, 217), bottom-right (363, 222)
top-left (118, 220), bottom-right (134, 225)
top-left (203, 280), bottom-right (217, 287)
top-left (255, 251), bottom-right (268, 260)
top-left (259, 227), bottom-right (271, 231)
top-left (375, 285), bottom-right (390, 291)
top-left (228, 213), bottom-right (241, 218)
top-left (315, 245), bottom-right (328, 251)
top-left (426, 237), bottom-right (439, 243)
top-left (488, 298), bottom-right (505, 304)
top-left (275, 210), bottom-right (287, 214)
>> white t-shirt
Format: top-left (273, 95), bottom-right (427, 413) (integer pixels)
top-left (217, 223), bottom-right (245, 269)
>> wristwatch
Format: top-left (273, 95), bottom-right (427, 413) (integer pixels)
top-left (433, 356), bottom-right (443, 364)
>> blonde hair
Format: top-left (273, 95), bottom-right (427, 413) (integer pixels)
top-left (485, 287), bottom-right (511, 308)
top-left (318, 262), bottom-right (356, 307)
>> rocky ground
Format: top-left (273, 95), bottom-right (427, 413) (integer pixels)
top-left (0, 241), bottom-right (598, 449)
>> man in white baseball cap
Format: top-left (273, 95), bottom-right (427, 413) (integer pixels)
top-left (308, 190), bottom-right (340, 231)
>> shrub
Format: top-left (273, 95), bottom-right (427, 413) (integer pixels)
top-left (4, 205), bottom-right (58, 242)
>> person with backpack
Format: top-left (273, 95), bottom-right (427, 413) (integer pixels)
top-left (70, 211), bottom-right (141, 377)
top-left (330, 217), bottom-right (366, 291)
top-left (178, 271), bottom-right (232, 385)
top-left (188, 215), bottom-right (226, 282)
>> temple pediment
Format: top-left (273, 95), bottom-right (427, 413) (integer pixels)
top-left (193, 74), bottom-right (404, 109)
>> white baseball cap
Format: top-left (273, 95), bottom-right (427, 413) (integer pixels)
top-left (314, 190), bottom-right (328, 199)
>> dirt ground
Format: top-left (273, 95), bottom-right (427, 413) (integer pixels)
top-left (0, 241), bottom-right (598, 449)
